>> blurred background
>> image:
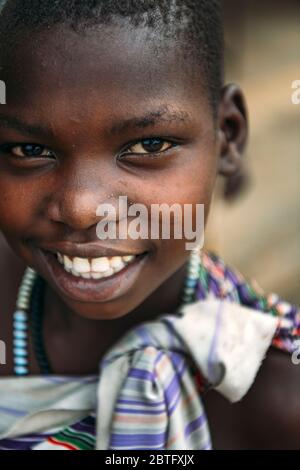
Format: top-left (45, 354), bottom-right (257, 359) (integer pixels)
top-left (206, 0), bottom-right (300, 305)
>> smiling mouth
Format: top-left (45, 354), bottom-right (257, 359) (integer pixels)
top-left (54, 251), bottom-right (139, 280)
top-left (33, 241), bottom-right (150, 303)
top-left (43, 249), bottom-right (147, 281)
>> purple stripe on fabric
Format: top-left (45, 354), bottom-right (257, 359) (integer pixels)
top-left (0, 406), bottom-right (27, 417)
top-left (196, 283), bottom-right (207, 300)
top-left (114, 406), bottom-right (165, 415)
top-left (163, 319), bottom-right (178, 349)
top-left (115, 352), bottom-right (187, 416)
top-left (117, 398), bottom-right (165, 407)
top-left (128, 367), bottom-right (156, 381)
top-left (226, 268), bottom-right (240, 287)
top-left (287, 305), bottom-right (299, 320)
top-left (184, 413), bottom-right (207, 439)
top-left (43, 375), bottom-right (97, 384)
top-left (71, 420), bottom-right (96, 436)
top-left (210, 277), bottom-right (220, 296)
top-left (0, 427), bottom-right (61, 450)
top-left (238, 284), bottom-right (252, 304)
top-left (110, 431), bottom-right (167, 447)
top-left (135, 325), bottom-right (158, 348)
top-left (0, 437), bottom-right (44, 450)
top-left (162, 354), bottom-right (188, 417)
top-left (161, 318), bottom-right (187, 352)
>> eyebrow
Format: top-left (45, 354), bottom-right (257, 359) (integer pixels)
top-left (0, 107), bottom-right (191, 139)
top-left (0, 114), bottom-right (53, 139)
top-left (109, 108), bottom-right (192, 135)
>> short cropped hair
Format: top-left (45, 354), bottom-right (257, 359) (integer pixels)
top-left (0, 0), bottom-right (224, 113)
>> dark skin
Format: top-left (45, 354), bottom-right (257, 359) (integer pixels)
top-left (0, 23), bottom-right (299, 449)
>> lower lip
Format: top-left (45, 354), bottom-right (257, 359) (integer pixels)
top-left (37, 249), bottom-right (149, 303)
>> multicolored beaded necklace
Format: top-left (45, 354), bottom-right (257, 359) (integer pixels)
top-left (12, 248), bottom-right (202, 376)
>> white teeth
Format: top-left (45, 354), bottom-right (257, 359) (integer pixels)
top-left (102, 268), bottom-right (115, 278)
top-left (71, 268), bottom-right (80, 277)
top-left (91, 272), bottom-right (103, 280)
top-left (55, 252), bottom-right (138, 280)
top-left (64, 255), bottom-right (73, 270)
top-left (110, 256), bottom-right (126, 270)
top-left (123, 255), bottom-right (134, 263)
top-left (73, 257), bottom-right (90, 273)
top-left (91, 257), bottom-right (110, 272)
top-left (81, 272), bottom-right (92, 279)
top-left (57, 253), bottom-right (63, 263)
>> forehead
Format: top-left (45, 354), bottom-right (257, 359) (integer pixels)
top-left (0, 23), bottom-right (210, 129)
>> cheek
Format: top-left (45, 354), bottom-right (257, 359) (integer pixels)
top-left (127, 151), bottom-right (217, 218)
top-left (0, 173), bottom-right (42, 235)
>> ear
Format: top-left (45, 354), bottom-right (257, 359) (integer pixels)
top-left (217, 84), bottom-right (248, 177)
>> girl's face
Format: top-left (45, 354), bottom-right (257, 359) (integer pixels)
top-left (0, 23), bottom-right (221, 319)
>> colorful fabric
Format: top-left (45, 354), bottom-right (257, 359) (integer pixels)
top-left (0, 250), bottom-right (299, 450)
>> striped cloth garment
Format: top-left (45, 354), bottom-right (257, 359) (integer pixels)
top-left (0, 250), bottom-right (299, 450)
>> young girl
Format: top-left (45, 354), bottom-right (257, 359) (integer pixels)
top-left (0, 0), bottom-right (299, 450)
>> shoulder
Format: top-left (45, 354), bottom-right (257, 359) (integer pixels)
top-left (203, 346), bottom-right (300, 449)
top-left (200, 250), bottom-right (300, 448)
top-left (200, 250), bottom-right (300, 355)
top-left (238, 346), bottom-right (300, 449)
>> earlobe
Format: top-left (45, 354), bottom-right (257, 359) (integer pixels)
top-left (217, 84), bottom-right (248, 177)
top-left (219, 142), bottom-right (243, 176)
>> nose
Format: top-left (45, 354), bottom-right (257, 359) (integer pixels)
top-left (47, 190), bottom-right (101, 231)
top-left (45, 166), bottom-right (112, 232)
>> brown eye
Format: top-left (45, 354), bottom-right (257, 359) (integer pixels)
top-left (8, 143), bottom-right (55, 158)
top-left (123, 138), bottom-right (175, 156)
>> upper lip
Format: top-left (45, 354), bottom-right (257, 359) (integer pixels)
top-left (37, 242), bottom-right (146, 259)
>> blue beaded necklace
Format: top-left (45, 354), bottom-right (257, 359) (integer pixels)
top-left (13, 248), bottom-right (201, 376)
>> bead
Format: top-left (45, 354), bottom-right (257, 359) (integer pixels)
top-left (18, 292), bottom-right (30, 301)
top-left (18, 294), bottom-right (30, 302)
top-left (14, 310), bottom-right (27, 321)
top-left (13, 338), bottom-right (27, 348)
top-left (25, 272), bottom-right (36, 281)
top-left (182, 295), bottom-right (193, 303)
top-left (14, 320), bottom-right (27, 331)
top-left (14, 330), bottom-right (27, 340)
top-left (185, 277), bottom-right (198, 287)
top-left (14, 356), bottom-right (28, 366)
top-left (13, 347), bottom-right (27, 357)
top-left (12, 267), bottom-right (39, 375)
top-left (16, 306), bottom-right (29, 312)
top-left (179, 254), bottom-right (199, 305)
top-left (19, 284), bottom-right (31, 292)
top-left (189, 265), bottom-right (199, 272)
top-left (183, 287), bottom-right (195, 295)
top-left (188, 262), bottom-right (199, 269)
top-left (17, 301), bottom-right (29, 310)
top-left (14, 366), bottom-right (28, 375)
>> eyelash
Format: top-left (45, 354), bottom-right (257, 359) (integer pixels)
top-left (119, 137), bottom-right (178, 159)
top-left (0, 137), bottom-right (179, 163)
top-left (0, 143), bottom-right (55, 159)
